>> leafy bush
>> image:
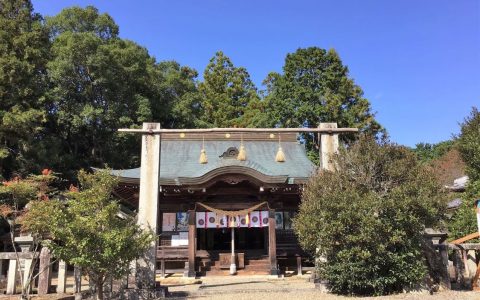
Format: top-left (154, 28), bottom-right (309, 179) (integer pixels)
top-left (294, 136), bottom-right (446, 295)
top-left (22, 170), bottom-right (154, 300)
top-left (448, 107), bottom-right (480, 240)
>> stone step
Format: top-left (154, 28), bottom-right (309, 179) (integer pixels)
top-left (206, 262), bottom-right (270, 272)
top-left (205, 269), bottom-right (271, 276)
top-left (243, 267), bottom-right (270, 272)
top-left (246, 259), bottom-right (270, 265)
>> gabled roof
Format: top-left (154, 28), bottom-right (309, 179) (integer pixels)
top-left (110, 133), bottom-right (316, 186)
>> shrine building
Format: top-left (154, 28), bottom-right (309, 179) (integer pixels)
top-left (112, 123), bottom-right (346, 279)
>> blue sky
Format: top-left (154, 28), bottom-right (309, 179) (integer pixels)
top-left (32, 0), bottom-right (479, 147)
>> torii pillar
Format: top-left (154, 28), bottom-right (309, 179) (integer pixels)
top-left (313, 122), bottom-right (339, 286)
top-left (319, 123), bottom-right (339, 171)
top-left (136, 122), bottom-right (161, 289)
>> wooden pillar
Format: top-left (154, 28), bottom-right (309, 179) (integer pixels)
top-left (186, 210), bottom-right (196, 277)
top-left (268, 209), bottom-right (279, 276)
top-left (136, 122), bottom-right (161, 288)
top-left (6, 259), bottom-right (18, 295)
top-left (318, 123), bottom-right (339, 171)
top-left (56, 260), bottom-right (67, 294)
top-left (38, 247), bottom-right (52, 295)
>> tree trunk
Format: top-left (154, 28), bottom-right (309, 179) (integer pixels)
top-left (96, 280), bottom-right (103, 300)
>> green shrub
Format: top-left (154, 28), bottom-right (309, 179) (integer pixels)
top-left (448, 107), bottom-right (480, 240)
top-left (294, 136), bottom-right (446, 295)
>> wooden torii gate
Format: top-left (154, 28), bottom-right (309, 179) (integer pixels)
top-left (450, 233), bottom-right (480, 289)
top-left (118, 123), bottom-right (358, 287)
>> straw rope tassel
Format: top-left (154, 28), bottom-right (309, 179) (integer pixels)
top-left (237, 133), bottom-right (247, 161)
top-left (199, 135), bottom-right (208, 164)
top-left (275, 134), bottom-right (286, 162)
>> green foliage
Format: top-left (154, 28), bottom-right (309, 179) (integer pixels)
top-left (263, 47), bottom-right (382, 151)
top-left (294, 136), bottom-right (446, 295)
top-left (37, 6), bottom-right (198, 179)
top-left (196, 51), bottom-right (262, 127)
top-left (447, 107), bottom-right (480, 240)
top-left (22, 169), bottom-right (153, 299)
top-left (46, 6), bottom-right (118, 39)
top-left (0, 170), bottom-right (57, 299)
top-left (1, 2), bottom-right (384, 180)
top-left (458, 107), bottom-right (480, 182)
top-left (413, 140), bottom-right (456, 163)
top-left (0, 0), bottom-right (50, 176)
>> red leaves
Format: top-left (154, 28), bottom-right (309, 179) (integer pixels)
top-left (69, 184), bottom-right (79, 193)
top-left (0, 204), bottom-right (13, 218)
top-left (42, 169), bottom-right (52, 176)
top-left (2, 176), bottom-right (20, 186)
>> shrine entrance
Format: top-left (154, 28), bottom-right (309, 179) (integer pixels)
top-left (197, 228), bottom-right (267, 251)
top-left (112, 126), bottom-right (353, 277)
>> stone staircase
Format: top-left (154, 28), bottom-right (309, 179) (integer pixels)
top-left (199, 254), bottom-right (271, 276)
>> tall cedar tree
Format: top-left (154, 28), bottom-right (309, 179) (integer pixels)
top-left (264, 47), bottom-right (382, 161)
top-left (197, 51), bottom-right (264, 127)
top-left (0, 0), bottom-right (49, 177)
top-left (294, 136), bottom-right (446, 295)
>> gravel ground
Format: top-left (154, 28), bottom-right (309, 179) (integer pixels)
top-left (163, 275), bottom-right (480, 300)
top-left (0, 275), bottom-right (478, 300)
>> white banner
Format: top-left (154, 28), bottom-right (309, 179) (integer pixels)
top-left (248, 211), bottom-right (269, 227)
top-left (196, 212), bottom-right (207, 228)
top-left (206, 212), bottom-right (218, 228)
top-left (196, 211), bottom-right (269, 228)
top-left (239, 214), bottom-right (248, 227)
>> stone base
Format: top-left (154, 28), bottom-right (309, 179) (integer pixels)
top-left (270, 268), bottom-right (280, 276)
top-left (314, 280), bottom-right (329, 293)
top-left (121, 287), bottom-right (168, 300)
top-left (184, 270), bottom-right (197, 278)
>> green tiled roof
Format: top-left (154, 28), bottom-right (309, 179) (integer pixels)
top-left (111, 139), bottom-right (315, 185)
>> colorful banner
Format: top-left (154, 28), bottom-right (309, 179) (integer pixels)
top-left (176, 212), bottom-right (189, 231)
top-left (162, 213), bottom-right (176, 231)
